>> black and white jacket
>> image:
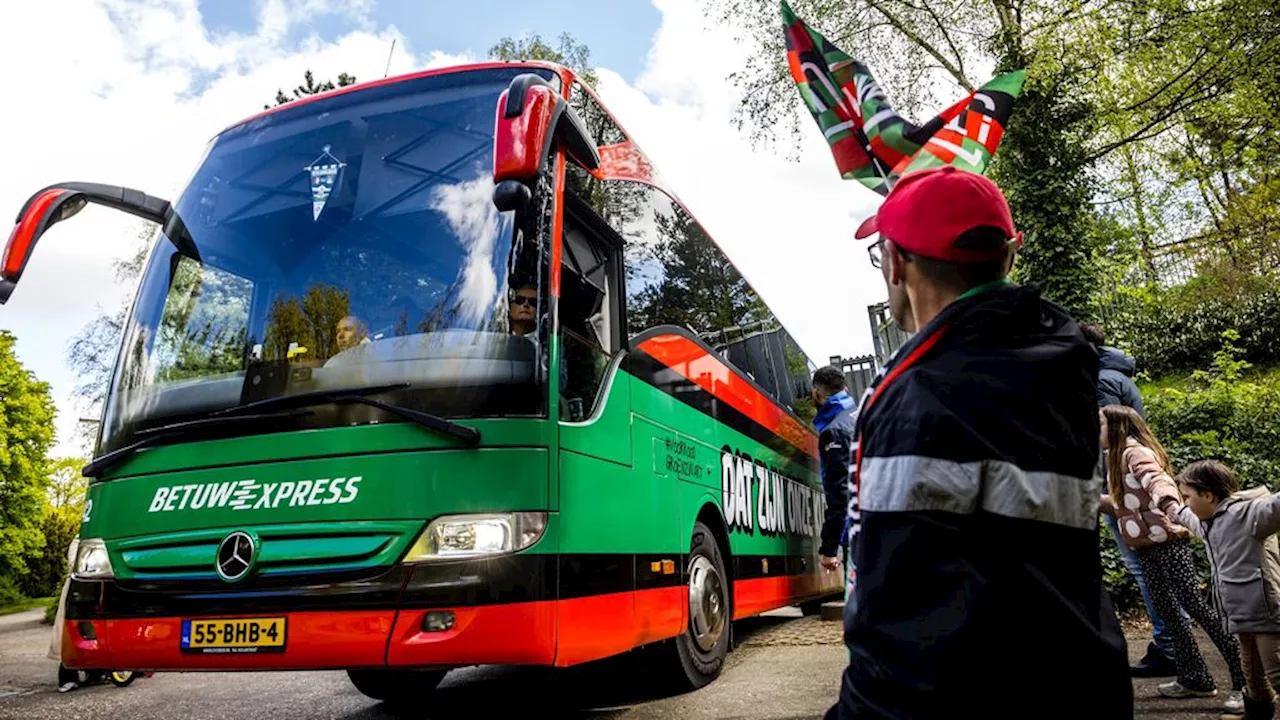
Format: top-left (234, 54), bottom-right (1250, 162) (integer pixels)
top-left (834, 282), bottom-right (1133, 719)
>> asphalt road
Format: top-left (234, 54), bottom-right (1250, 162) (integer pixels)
top-left (0, 605), bottom-right (1246, 719)
top-left (0, 607), bottom-right (846, 720)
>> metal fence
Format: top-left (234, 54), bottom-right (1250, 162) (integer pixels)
top-left (827, 353), bottom-right (877, 398)
top-left (868, 301), bottom-right (911, 369)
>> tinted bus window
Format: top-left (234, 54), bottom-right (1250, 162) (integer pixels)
top-left (569, 81), bottom-right (627, 146)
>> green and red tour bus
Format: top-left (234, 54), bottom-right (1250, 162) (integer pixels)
top-left (2, 61), bottom-right (841, 701)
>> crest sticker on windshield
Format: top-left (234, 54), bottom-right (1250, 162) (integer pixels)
top-left (304, 145), bottom-right (346, 221)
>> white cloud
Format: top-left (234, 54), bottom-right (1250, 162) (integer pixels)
top-left (0, 0), bottom-right (464, 457)
top-left (0, 0), bottom-right (885, 458)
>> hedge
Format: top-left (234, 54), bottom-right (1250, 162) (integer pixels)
top-left (1105, 279), bottom-right (1280, 378)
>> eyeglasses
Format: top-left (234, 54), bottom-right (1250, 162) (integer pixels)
top-left (868, 237), bottom-right (887, 269)
top-left (510, 295), bottom-right (537, 307)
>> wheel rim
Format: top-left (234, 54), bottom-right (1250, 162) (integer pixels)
top-left (687, 554), bottom-right (726, 652)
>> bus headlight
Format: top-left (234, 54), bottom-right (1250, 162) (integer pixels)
top-left (72, 539), bottom-right (114, 580)
top-left (404, 512), bottom-right (547, 562)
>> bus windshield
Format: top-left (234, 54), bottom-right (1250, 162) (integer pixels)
top-left (100, 67), bottom-right (555, 454)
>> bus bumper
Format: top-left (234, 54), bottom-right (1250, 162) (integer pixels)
top-left (62, 603), bottom-right (557, 671)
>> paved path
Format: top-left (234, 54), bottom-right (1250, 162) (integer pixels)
top-left (1128, 623), bottom-right (1242, 719)
top-left (0, 605), bottom-right (1244, 718)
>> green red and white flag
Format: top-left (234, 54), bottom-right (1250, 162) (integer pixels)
top-left (780, 0), bottom-right (1025, 195)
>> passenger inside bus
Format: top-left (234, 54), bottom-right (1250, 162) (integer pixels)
top-left (335, 315), bottom-right (370, 351)
top-left (508, 284), bottom-right (539, 337)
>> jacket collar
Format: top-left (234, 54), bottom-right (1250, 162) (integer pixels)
top-left (814, 390), bottom-right (854, 432)
top-left (1218, 485), bottom-right (1271, 516)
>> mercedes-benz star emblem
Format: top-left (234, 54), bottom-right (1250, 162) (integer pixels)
top-left (216, 531), bottom-right (258, 583)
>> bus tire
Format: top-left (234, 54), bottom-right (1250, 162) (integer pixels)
top-left (346, 668), bottom-right (447, 705)
top-left (667, 520), bottom-right (730, 691)
top-left (108, 670), bottom-right (137, 687)
top-left (799, 599), bottom-right (823, 616)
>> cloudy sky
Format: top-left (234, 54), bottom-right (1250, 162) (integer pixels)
top-left (0, 0), bottom-right (887, 457)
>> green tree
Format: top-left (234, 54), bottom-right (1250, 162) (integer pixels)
top-left (267, 70), bottom-right (357, 109)
top-left (0, 331), bottom-right (57, 602)
top-left (23, 458), bottom-right (87, 598)
top-left (65, 223), bottom-right (152, 452)
top-left (705, 0), bottom-right (1276, 320)
top-left (629, 203), bottom-right (771, 335)
top-left (153, 257), bottom-right (252, 383)
top-left (489, 32), bottom-right (598, 88)
top-left (263, 283), bottom-right (351, 363)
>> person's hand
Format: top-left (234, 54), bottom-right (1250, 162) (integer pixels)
top-left (820, 554), bottom-right (840, 571)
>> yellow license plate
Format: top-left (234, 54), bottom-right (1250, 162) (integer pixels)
top-left (180, 617), bottom-right (287, 654)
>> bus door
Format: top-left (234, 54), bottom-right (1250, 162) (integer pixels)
top-left (553, 191), bottom-right (650, 665)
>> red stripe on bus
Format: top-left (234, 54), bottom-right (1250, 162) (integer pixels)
top-left (634, 585), bottom-right (687, 647)
top-left (388, 602), bottom-right (556, 667)
top-left (555, 586), bottom-right (688, 666)
top-left (732, 576), bottom-right (837, 620)
top-left (68, 590), bottom-right (690, 672)
top-left (550, 152), bottom-right (565, 298)
top-left (636, 334), bottom-right (818, 459)
top-left (70, 610), bottom-right (398, 671)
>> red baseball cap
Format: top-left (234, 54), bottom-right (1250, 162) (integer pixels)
top-left (854, 165), bottom-right (1022, 263)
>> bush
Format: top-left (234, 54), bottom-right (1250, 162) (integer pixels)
top-left (0, 577), bottom-right (24, 608)
top-left (1143, 331), bottom-right (1280, 490)
top-left (1106, 277), bottom-right (1280, 377)
top-left (1100, 524), bottom-right (1142, 615)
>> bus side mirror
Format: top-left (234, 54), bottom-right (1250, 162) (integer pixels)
top-left (492, 73), bottom-right (600, 213)
top-left (2, 183), bottom-right (171, 304)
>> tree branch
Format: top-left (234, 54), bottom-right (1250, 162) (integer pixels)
top-left (864, 0), bottom-right (974, 91)
top-left (920, 1), bottom-right (970, 84)
top-left (1120, 45), bottom-right (1212, 114)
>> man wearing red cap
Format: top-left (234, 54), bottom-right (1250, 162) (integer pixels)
top-left (828, 166), bottom-right (1133, 718)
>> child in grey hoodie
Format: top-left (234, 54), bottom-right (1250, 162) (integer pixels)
top-left (1162, 459), bottom-right (1280, 720)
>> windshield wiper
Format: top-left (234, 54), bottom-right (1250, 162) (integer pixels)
top-left (82, 409), bottom-right (314, 479)
top-left (214, 383), bottom-right (481, 447)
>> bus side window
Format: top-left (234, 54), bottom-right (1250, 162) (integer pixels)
top-left (558, 204), bottom-right (620, 422)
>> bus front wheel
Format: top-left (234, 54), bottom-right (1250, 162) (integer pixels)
top-left (666, 520), bottom-right (730, 691)
top-left (346, 668), bottom-right (447, 705)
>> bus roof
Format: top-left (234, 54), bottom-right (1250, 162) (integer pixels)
top-left (217, 60), bottom-right (576, 137)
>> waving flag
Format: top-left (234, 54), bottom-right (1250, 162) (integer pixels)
top-left (781, 0), bottom-right (1025, 195)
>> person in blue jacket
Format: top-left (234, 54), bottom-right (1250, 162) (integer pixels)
top-left (811, 366), bottom-right (857, 573)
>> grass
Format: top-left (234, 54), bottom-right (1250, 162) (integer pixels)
top-left (0, 595), bottom-right (55, 617)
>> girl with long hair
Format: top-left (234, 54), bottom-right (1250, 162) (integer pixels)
top-left (1099, 404), bottom-right (1245, 711)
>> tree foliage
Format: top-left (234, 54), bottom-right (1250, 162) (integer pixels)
top-left (64, 223), bottom-right (152, 452)
top-left (23, 458), bottom-right (87, 598)
top-left (488, 32), bottom-right (598, 88)
top-left (628, 205), bottom-right (771, 335)
top-left (266, 70), bottom-right (357, 110)
top-left (263, 284), bottom-right (352, 363)
top-left (152, 257), bottom-right (252, 382)
top-left (0, 331), bottom-right (57, 600)
top-left (704, 0), bottom-right (1279, 320)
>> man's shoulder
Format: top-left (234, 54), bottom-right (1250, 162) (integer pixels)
top-left (819, 410), bottom-right (856, 439)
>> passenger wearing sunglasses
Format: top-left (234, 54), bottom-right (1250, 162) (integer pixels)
top-left (508, 284), bottom-right (539, 337)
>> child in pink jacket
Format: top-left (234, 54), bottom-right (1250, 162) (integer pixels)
top-left (1099, 404), bottom-right (1245, 712)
